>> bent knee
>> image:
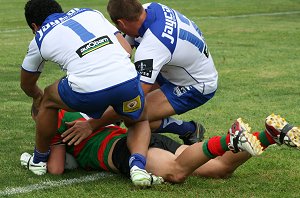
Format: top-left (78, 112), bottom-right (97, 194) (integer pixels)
top-left (167, 173), bottom-right (188, 184)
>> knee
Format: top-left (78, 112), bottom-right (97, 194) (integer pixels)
top-left (170, 173), bottom-right (188, 183)
top-left (40, 86), bottom-right (58, 108)
top-left (164, 166), bottom-right (189, 183)
top-left (43, 86), bottom-right (53, 101)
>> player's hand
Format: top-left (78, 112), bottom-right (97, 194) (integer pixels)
top-left (61, 120), bottom-right (93, 146)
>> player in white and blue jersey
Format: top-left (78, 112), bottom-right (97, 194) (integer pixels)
top-left (20, 0), bottom-right (159, 187)
top-left (106, 0), bottom-right (218, 144)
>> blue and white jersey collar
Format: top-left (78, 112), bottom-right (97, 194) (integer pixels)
top-left (138, 7), bottom-right (156, 37)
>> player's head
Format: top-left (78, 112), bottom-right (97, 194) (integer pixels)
top-left (107, 0), bottom-right (144, 37)
top-left (107, 0), bottom-right (143, 24)
top-left (24, 0), bottom-right (63, 30)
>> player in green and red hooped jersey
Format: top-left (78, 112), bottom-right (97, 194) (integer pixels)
top-left (21, 110), bottom-right (300, 183)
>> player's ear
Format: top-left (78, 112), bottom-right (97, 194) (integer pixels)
top-left (31, 23), bottom-right (40, 34)
top-left (116, 19), bottom-right (126, 29)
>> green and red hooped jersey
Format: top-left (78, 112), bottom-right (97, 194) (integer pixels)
top-left (51, 110), bottom-right (127, 172)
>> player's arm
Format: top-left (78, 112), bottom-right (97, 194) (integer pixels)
top-left (98, 10), bottom-right (133, 56)
top-left (20, 69), bottom-right (43, 119)
top-left (20, 69), bottom-right (42, 98)
top-left (61, 106), bottom-right (121, 145)
top-left (21, 39), bottom-right (45, 118)
top-left (47, 144), bottom-right (66, 175)
top-left (115, 32), bottom-right (132, 56)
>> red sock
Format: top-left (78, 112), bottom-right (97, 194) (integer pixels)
top-left (252, 131), bottom-right (276, 150)
top-left (206, 135), bottom-right (230, 157)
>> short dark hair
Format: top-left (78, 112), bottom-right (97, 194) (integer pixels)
top-left (24, 0), bottom-right (63, 29)
top-left (107, 0), bottom-right (143, 24)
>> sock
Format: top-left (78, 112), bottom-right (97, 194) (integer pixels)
top-left (154, 117), bottom-right (196, 136)
top-left (252, 131), bottom-right (276, 150)
top-left (202, 134), bottom-right (230, 158)
top-left (129, 153), bottom-right (146, 170)
top-left (33, 147), bottom-right (50, 163)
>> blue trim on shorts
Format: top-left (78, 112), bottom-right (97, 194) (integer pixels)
top-left (156, 74), bottom-right (216, 114)
top-left (58, 76), bottom-right (145, 119)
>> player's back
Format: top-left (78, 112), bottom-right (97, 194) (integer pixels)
top-left (135, 3), bottom-right (217, 92)
top-left (36, 8), bottom-right (137, 92)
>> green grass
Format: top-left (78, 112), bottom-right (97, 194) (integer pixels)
top-left (0, 0), bottom-right (299, 197)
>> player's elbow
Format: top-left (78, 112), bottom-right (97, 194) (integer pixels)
top-left (47, 165), bottom-right (64, 175)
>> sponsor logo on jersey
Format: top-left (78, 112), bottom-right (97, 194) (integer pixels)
top-left (134, 59), bottom-right (153, 78)
top-left (123, 96), bottom-right (142, 113)
top-left (161, 5), bottom-right (177, 44)
top-left (76, 36), bottom-right (113, 57)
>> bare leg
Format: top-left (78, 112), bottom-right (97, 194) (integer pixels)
top-left (125, 119), bottom-right (151, 158)
top-left (146, 139), bottom-right (254, 182)
top-left (146, 89), bottom-right (176, 124)
top-left (192, 151), bottom-right (251, 178)
top-left (146, 143), bottom-right (211, 183)
top-left (124, 102), bottom-right (151, 161)
top-left (146, 147), bottom-right (184, 183)
top-left (36, 81), bottom-right (74, 152)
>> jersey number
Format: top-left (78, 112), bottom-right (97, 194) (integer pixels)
top-left (63, 19), bottom-right (95, 42)
top-left (176, 11), bottom-right (209, 58)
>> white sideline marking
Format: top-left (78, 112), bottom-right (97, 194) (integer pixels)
top-left (1, 11), bottom-right (299, 34)
top-left (0, 173), bottom-right (113, 196)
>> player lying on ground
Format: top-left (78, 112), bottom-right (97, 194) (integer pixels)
top-left (21, 110), bottom-right (300, 183)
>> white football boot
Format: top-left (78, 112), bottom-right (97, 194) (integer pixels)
top-left (130, 165), bottom-right (164, 187)
top-left (228, 118), bottom-right (263, 156)
top-left (265, 114), bottom-right (300, 148)
top-left (20, 152), bottom-right (47, 175)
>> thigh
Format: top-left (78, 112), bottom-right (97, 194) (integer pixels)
top-left (57, 78), bottom-right (109, 118)
top-left (192, 152), bottom-right (251, 178)
top-left (43, 80), bottom-right (75, 111)
top-left (146, 134), bottom-right (182, 177)
top-left (146, 88), bottom-right (176, 121)
top-left (146, 147), bottom-right (178, 178)
top-left (111, 134), bottom-right (182, 177)
top-left (157, 76), bottom-right (215, 115)
top-left (112, 77), bottom-right (145, 121)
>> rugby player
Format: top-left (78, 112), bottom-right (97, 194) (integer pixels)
top-left (21, 0), bottom-right (154, 186)
top-left (23, 110), bottom-right (300, 183)
top-left (61, 0), bottom-right (219, 147)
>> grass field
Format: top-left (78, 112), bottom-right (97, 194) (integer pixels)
top-left (0, 0), bottom-right (300, 197)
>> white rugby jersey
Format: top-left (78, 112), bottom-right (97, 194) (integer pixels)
top-left (128, 3), bottom-right (218, 94)
top-left (22, 8), bottom-right (137, 93)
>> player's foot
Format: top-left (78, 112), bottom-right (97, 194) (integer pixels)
top-left (20, 152), bottom-right (32, 168)
top-left (130, 166), bottom-right (152, 187)
top-left (228, 118), bottom-right (263, 156)
top-left (20, 152), bottom-right (47, 175)
top-left (265, 114), bottom-right (300, 147)
top-left (179, 121), bottom-right (206, 145)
